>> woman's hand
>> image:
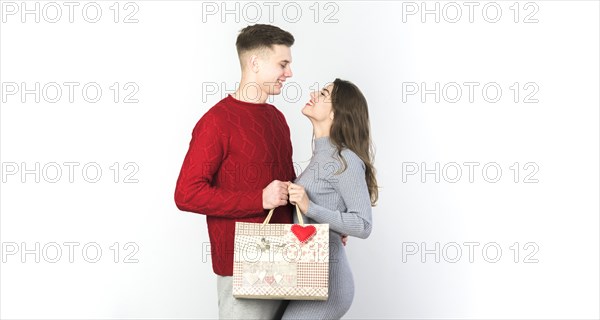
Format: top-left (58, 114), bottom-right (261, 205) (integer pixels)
top-left (289, 183), bottom-right (348, 246)
top-left (341, 234), bottom-right (348, 246)
top-left (288, 183), bottom-right (310, 214)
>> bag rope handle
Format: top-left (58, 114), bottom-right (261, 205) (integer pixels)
top-left (262, 203), bottom-right (304, 226)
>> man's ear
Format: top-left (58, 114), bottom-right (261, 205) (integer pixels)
top-left (249, 55), bottom-right (260, 73)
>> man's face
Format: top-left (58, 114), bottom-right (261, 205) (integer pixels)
top-left (256, 44), bottom-right (293, 96)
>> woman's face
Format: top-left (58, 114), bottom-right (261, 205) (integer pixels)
top-left (302, 83), bottom-right (334, 123)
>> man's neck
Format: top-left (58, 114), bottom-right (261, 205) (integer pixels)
top-left (232, 80), bottom-right (268, 104)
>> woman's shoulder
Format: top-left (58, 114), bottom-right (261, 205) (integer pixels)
top-left (337, 147), bottom-right (366, 172)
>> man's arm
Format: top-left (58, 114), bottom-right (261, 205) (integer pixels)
top-left (174, 112), bottom-right (283, 218)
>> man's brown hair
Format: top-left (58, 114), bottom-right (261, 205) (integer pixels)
top-left (235, 24), bottom-right (295, 57)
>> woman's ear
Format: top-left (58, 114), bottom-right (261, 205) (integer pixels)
top-left (329, 111), bottom-right (334, 120)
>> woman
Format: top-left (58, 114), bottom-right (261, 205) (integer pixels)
top-left (283, 78), bottom-right (379, 319)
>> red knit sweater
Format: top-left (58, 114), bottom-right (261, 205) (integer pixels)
top-left (174, 94), bottom-right (295, 276)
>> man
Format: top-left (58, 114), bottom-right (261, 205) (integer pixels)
top-left (174, 24), bottom-right (295, 319)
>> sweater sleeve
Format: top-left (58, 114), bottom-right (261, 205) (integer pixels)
top-left (174, 112), bottom-right (265, 218)
top-left (304, 150), bottom-right (373, 239)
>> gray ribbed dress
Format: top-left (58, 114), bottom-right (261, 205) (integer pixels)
top-left (282, 136), bottom-right (373, 320)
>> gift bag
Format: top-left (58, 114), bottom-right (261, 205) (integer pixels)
top-left (232, 205), bottom-right (329, 300)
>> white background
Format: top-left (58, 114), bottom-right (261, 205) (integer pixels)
top-left (1, 1), bottom-right (599, 319)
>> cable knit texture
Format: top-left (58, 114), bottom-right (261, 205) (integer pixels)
top-left (174, 95), bottom-right (295, 276)
top-left (283, 136), bottom-right (373, 320)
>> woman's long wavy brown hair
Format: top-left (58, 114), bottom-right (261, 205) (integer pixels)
top-left (329, 78), bottom-right (379, 206)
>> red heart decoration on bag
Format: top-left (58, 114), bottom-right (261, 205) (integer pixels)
top-left (291, 224), bottom-right (317, 243)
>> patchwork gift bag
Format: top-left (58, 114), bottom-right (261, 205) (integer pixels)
top-left (232, 205), bottom-right (329, 300)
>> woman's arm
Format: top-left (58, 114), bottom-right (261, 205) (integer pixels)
top-left (299, 150), bottom-right (373, 239)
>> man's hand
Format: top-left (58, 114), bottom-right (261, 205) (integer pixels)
top-left (262, 180), bottom-right (290, 209)
top-left (341, 234), bottom-right (348, 246)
